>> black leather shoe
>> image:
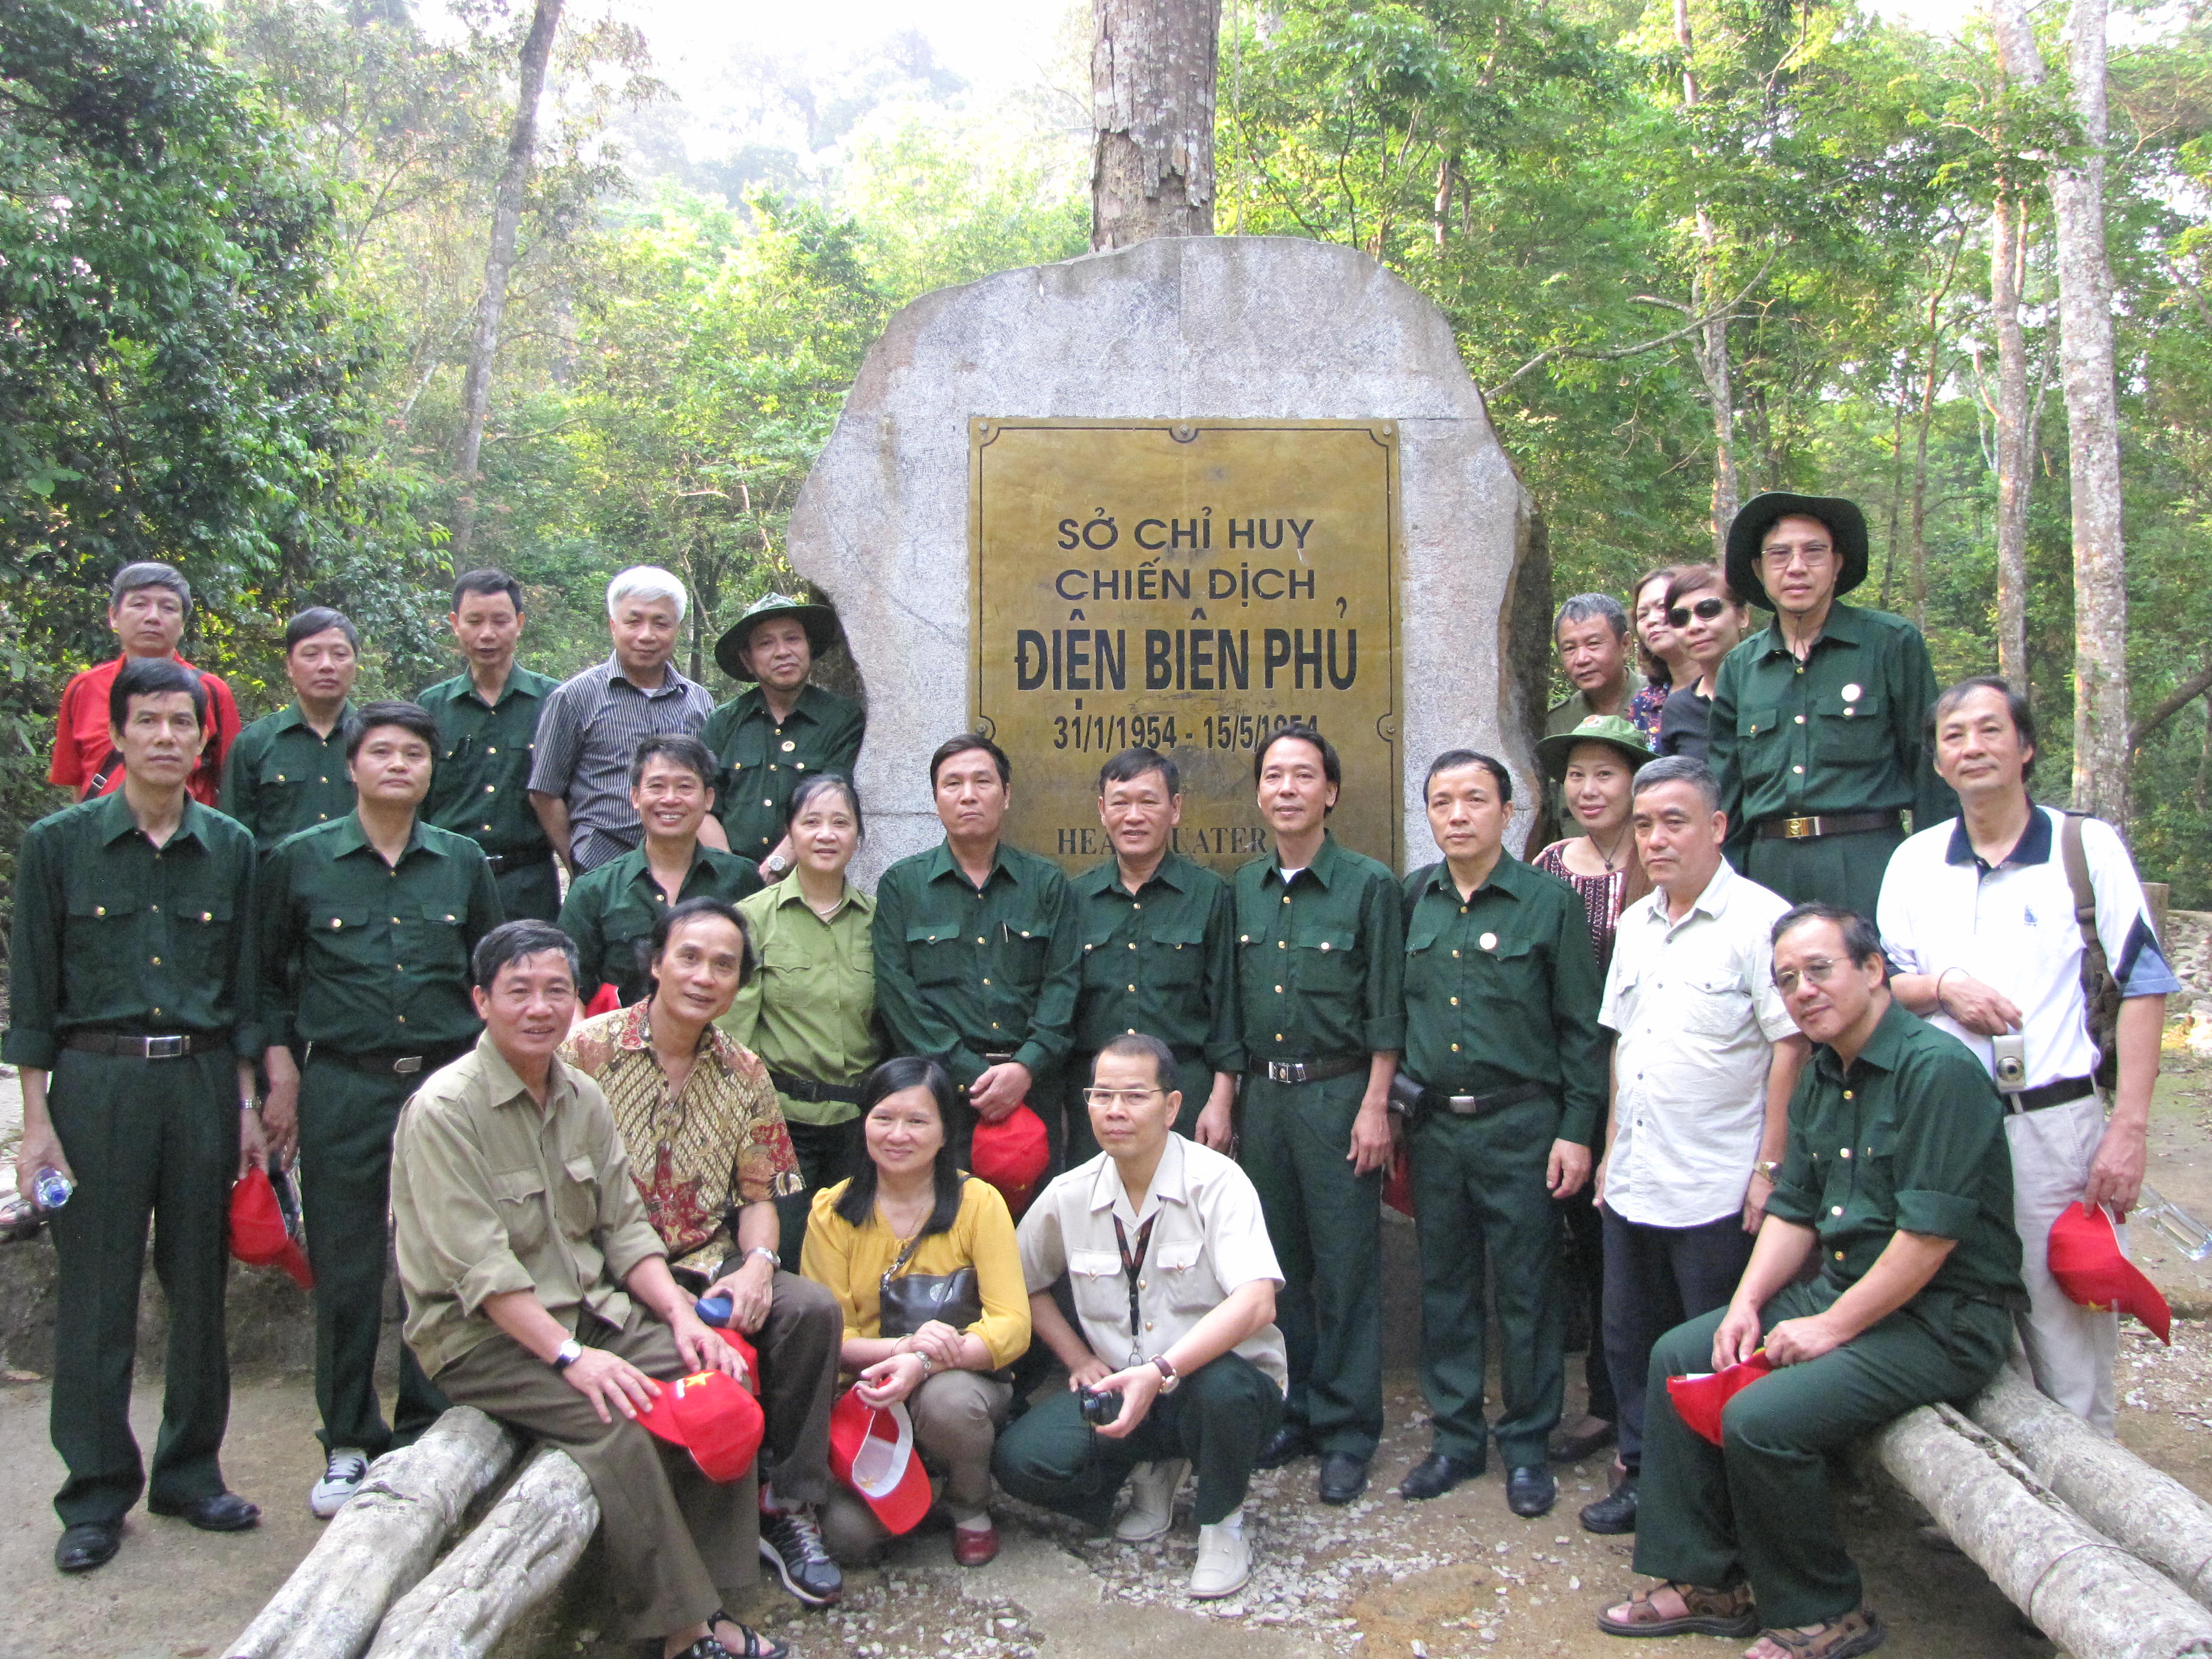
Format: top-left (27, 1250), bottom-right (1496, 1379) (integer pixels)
top-left (1318, 1452), bottom-right (1369, 1506)
top-left (1255, 1423), bottom-right (1320, 1470)
top-left (1505, 1464), bottom-right (1557, 1518)
top-left (1579, 1475), bottom-right (1638, 1533)
top-left (55, 1521), bottom-right (121, 1574)
top-left (147, 1491), bottom-right (261, 1532)
top-left (1548, 1418), bottom-right (1617, 1464)
top-left (1398, 1451), bottom-right (1484, 1502)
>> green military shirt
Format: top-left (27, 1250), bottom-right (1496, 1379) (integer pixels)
top-left (705, 684), bottom-right (865, 861)
top-left (1232, 833), bottom-right (1406, 1066)
top-left (221, 702), bottom-right (358, 851)
top-left (871, 840), bottom-right (1081, 1088)
top-left (558, 842), bottom-right (763, 1007)
top-left (721, 873), bottom-right (880, 1125)
top-left (1070, 850), bottom-right (1242, 1076)
top-left (1399, 856), bottom-right (1609, 1147)
top-left (258, 815), bottom-right (503, 1054)
top-left (1763, 997), bottom-right (2023, 1304)
top-left (2, 793), bottom-right (262, 1067)
top-left (417, 666), bottom-right (558, 859)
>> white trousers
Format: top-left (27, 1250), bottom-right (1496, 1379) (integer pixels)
top-left (2005, 1093), bottom-right (2122, 1435)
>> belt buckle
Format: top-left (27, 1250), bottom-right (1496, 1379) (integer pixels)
top-left (1782, 816), bottom-right (1816, 840)
top-left (1447, 1094), bottom-right (1478, 1112)
top-left (144, 1034), bottom-right (186, 1060)
top-left (394, 1056), bottom-right (424, 1076)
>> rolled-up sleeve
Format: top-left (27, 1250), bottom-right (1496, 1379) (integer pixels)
top-left (1359, 867), bottom-right (1407, 1053)
top-left (391, 1101), bottom-right (537, 1318)
top-left (962, 1182), bottom-right (1034, 1370)
top-left (1888, 1049), bottom-right (1999, 1240)
top-left (1760, 1079), bottom-right (1820, 1228)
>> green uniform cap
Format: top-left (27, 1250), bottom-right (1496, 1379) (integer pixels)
top-left (1534, 712), bottom-right (1655, 781)
top-left (714, 592), bottom-right (843, 682)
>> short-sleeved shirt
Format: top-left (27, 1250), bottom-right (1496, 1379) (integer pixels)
top-left (801, 1175), bottom-right (1031, 1370)
top-left (558, 1002), bottom-right (800, 1267)
top-left (557, 842), bottom-right (763, 1007)
top-left (871, 839), bottom-right (1081, 1088)
top-left (417, 665), bottom-right (559, 860)
top-left (49, 654), bottom-right (243, 809)
top-left (704, 685), bottom-right (865, 860)
top-left (1877, 806), bottom-right (2180, 1090)
top-left (1762, 999), bottom-right (2025, 1304)
top-left (1070, 850), bottom-right (1243, 1074)
top-left (1601, 860), bottom-right (1798, 1227)
top-left (1018, 1133), bottom-right (1288, 1390)
top-left (1399, 854), bottom-right (1607, 1146)
top-left (2, 791), bottom-right (261, 1068)
top-left (526, 657), bottom-right (716, 871)
top-left (1233, 833), bottom-right (1406, 1065)
top-left (256, 815), bottom-right (503, 1054)
top-left (392, 1036), bottom-right (670, 1375)
top-left (720, 874), bottom-right (880, 1127)
top-left (221, 702), bottom-right (358, 851)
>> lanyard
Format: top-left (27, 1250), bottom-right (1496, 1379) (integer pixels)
top-left (1112, 1212), bottom-right (1157, 1367)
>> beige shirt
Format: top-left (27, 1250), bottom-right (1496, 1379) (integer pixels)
top-left (392, 1033), bottom-right (669, 1375)
top-left (1017, 1133), bottom-right (1288, 1392)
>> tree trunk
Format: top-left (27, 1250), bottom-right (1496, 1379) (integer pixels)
top-left (450, 0), bottom-right (564, 564)
top-left (1675, 0), bottom-right (1735, 555)
top-left (1091, 0), bottom-right (1221, 250)
top-left (1909, 229), bottom-right (1968, 632)
top-left (1991, 187), bottom-right (2034, 689)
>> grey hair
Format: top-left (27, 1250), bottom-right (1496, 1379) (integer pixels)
top-left (1554, 592), bottom-right (1629, 640)
top-left (605, 565), bottom-right (688, 622)
top-left (111, 561), bottom-right (192, 613)
top-left (1631, 754), bottom-right (1720, 811)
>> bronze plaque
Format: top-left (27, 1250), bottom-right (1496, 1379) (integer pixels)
top-left (971, 418), bottom-right (1402, 877)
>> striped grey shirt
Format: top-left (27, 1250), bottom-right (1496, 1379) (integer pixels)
top-left (527, 656), bottom-right (715, 871)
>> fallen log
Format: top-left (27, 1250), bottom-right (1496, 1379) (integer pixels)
top-left (1876, 1401), bottom-right (2212, 1659)
top-left (229, 1407), bottom-right (525, 1659)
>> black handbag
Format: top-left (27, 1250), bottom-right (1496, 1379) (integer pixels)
top-left (877, 1233), bottom-right (982, 1339)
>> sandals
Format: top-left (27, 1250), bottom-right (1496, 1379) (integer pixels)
top-left (1752, 1608), bottom-right (1887, 1659)
top-left (1598, 1580), bottom-right (1760, 1639)
top-left (705, 1612), bottom-right (791, 1659)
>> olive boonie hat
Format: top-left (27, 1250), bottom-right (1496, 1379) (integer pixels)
top-left (1536, 714), bottom-right (1656, 782)
top-left (714, 592), bottom-right (843, 682)
top-left (1724, 492), bottom-right (1869, 612)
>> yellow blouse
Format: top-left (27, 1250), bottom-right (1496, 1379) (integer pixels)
top-left (800, 1176), bottom-right (1032, 1371)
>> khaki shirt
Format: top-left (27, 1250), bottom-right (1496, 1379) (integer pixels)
top-left (392, 1035), bottom-right (669, 1375)
top-left (721, 873), bottom-right (880, 1125)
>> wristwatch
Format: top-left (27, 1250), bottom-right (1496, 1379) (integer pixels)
top-left (1150, 1355), bottom-right (1181, 1394)
top-left (552, 1338), bottom-right (584, 1371)
top-left (1753, 1159), bottom-right (1783, 1182)
top-left (745, 1246), bottom-right (779, 1270)
top-left (763, 853), bottom-right (791, 876)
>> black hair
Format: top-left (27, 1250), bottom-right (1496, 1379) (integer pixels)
top-left (109, 657), bottom-right (206, 733)
top-left (832, 1057), bottom-right (967, 1241)
top-left (1929, 675), bottom-right (2038, 785)
top-left (452, 568), bottom-right (525, 612)
top-left (1098, 745), bottom-right (1180, 798)
top-left (1664, 563), bottom-right (1743, 615)
top-left (785, 771), bottom-right (863, 837)
top-left (286, 606), bottom-right (360, 654)
top-left (628, 731), bottom-right (716, 791)
top-left (473, 919), bottom-right (581, 991)
top-left (1423, 748), bottom-right (1513, 804)
top-left (930, 732), bottom-right (1011, 790)
top-left (1631, 754), bottom-right (1721, 811)
top-left (1253, 723), bottom-right (1340, 792)
top-left (1771, 902), bottom-right (1885, 973)
top-left (645, 896), bottom-right (754, 992)
top-left (344, 700), bottom-right (440, 763)
top-left (110, 561), bottom-right (192, 614)
top-left (1094, 1032), bottom-right (1179, 1093)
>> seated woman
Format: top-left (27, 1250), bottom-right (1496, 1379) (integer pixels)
top-left (801, 1057), bottom-right (1031, 1569)
top-left (1655, 566), bottom-right (1752, 763)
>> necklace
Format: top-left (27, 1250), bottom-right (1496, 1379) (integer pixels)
top-left (1590, 825), bottom-right (1632, 873)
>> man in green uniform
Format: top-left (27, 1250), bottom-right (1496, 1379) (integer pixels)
top-left (1598, 903), bottom-right (2022, 1659)
top-left (1396, 749), bottom-right (1607, 1518)
top-left (705, 592), bottom-right (865, 882)
top-left (221, 608), bottom-right (362, 851)
top-left (8, 660), bottom-right (267, 1573)
top-left (258, 701), bottom-right (504, 1519)
top-left (558, 732), bottom-right (762, 1008)
top-left (418, 569), bottom-right (561, 922)
top-left (1235, 725), bottom-right (1403, 1506)
top-left (1065, 746), bottom-right (1242, 1167)
top-left (871, 734), bottom-right (1081, 1160)
top-left (1542, 594), bottom-right (1640, 847)
top-left (1708, 493), bottom-right (1955, 916)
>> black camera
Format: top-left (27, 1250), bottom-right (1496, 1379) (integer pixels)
top-left (1078, 1386), bottom-right (1121, 1427)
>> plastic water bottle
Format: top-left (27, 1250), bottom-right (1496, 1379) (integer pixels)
top-left (2134, 1185), bottom-right (2212, 1262)
top-left (32, 1167), bottom-right (72, 1213)
top-left (695, 1294), bottom-right (734, 1328)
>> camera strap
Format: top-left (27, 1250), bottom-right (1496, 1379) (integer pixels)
top-left (1112, 1212), bottom-right (1157, 1368)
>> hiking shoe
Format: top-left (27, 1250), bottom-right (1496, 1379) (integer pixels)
top-left (759, 1504), bottom-right (842, 1605)
top-left (309, 1449), bottom-right (369, 1519)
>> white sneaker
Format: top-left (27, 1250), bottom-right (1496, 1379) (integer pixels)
top-left (1191, 1507), bottom-right (1252, 1598)
top-left (1114, 1457), bottom-right (1190, 1541)
top-left (309, 1447), bottom-right (369, 1519)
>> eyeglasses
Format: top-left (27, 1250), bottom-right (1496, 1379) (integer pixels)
top-left (1667, 597), bottom-right (1730, 628)
top-left (1083, 1087), bottom-right (1164, 1108)
top-left (1772, 958), bottom-right (1843, 996)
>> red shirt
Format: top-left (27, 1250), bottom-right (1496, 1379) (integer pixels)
top-left (49, 654), bottom-right (244, 808)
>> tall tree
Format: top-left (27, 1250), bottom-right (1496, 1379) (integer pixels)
top-left (1675, 0), bottom-right (1737, 556)
top-left (1988, 186), bottom-right (2034, 688)
top-left (1091, 0), bottom-right (1221, 248)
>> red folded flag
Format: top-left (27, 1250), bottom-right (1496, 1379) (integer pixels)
top-left (229, 1167), bottom-right (313, 1290)
top-left (634, 1364), bottom-right (764, 1483)
top-left (2049, 1201), bottom-right (2172, 1344)
top-left (1666, 1350), bottom-right (1774, 1446)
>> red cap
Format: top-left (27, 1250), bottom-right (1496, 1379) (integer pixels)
top-left (1665, 1351), bottom-right (1774, 1446)
top-left (635, 1365), bottom-right (765, 1482)
top-left (971, 1102), bottom-right (1050, 1217)
top-left (828, 1387), bottom-right (933, 1535)
top-left (229, 1167), bottom-right (313, 1290)
top-left (2049, 1201), bottom-right (2171, 1344)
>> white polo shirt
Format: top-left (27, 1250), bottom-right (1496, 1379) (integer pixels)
top-left (1600, 859), bottom-right (1799, 1229)
top-left (1877, 805), bottom-right (2180, 1090)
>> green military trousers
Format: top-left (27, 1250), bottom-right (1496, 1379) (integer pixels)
top-left (1741, 826), bottom-right (1906, 918)
top-left (1239, 1071), bottom-right (1382, 1458)
top-left (298, 1057), bottom-right (449, 1456)
top-left (1634, 1276), bottom-right (2013, 1627)
top-left (44, 1047), bottom-right (240, 1527)
top-left (1409, 1097), bottom-right (1566, 1469)
top-left (1061, 1051), bottom-right (1209, 1170)
top-left (774, 1116), bottom-right (863, 1272)
top-left (493, 856), bottom-right (561, 925)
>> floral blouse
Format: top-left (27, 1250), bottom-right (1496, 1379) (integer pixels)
top-left (1627, 680), bottom-right (1669, 743)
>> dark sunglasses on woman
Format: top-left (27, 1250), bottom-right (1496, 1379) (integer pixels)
top-left (1668, 597), bottom-right (1730, 628)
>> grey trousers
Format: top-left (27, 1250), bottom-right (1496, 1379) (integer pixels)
top-left (820, 1370), bottom-right (1011, 1561)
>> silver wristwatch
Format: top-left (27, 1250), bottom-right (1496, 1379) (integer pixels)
top-left (763, 853), bottom-right (791, 876)
top-left (552, 1338), bottom-right (584, 1370)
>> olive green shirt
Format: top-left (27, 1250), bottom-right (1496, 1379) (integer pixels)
top-left (257, 815), bottom-right (503, 1053)
top-left (871, 839), bottom-right (1081, 1088)
top-left (1707, 602), bottom-right (1957, 866)
top-left (1233, 833), bottom-right (1406, 1064)
top-left (1543, 668), bottom-right (1638, 843)
top-left (705, 684), bottom-right (865, 860)
top-left (220, 702), bottom-right (358, 851)
top-left (1399, 856), bottom-right (1608, 1147)
top-left (417, 666), bottom-right (559, 859)
top-left (1763, 997), bottom-right (2023, 1305)
top-left (720, 873), bottom-right (881, 1126)
top-left (2, 792), bottom-right (262, 1068)
top-left (557, 842), bottom-right (763, 1007)
top-left (1070, 850), bottom-right (1243, 1076)
top-left (392, 1036), bottom-right (669, 1375)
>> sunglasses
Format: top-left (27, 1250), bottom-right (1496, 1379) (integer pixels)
top-left (1667, 597), bottom-right (1730, 628)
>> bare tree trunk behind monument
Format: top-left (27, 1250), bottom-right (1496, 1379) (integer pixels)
top-left (451, 0), bottom-right (563, 563)
top-left (1091, 0), bottom-right (1221, 250)
top-left (1990, 187), bottom-right (2033, 689)
top-left (1675, 0), bottom-right (1735, 557)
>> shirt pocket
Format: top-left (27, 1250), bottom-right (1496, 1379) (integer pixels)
top-left (999, 915), bottom-right (1052, 990)
top-left (1292, 926), bottom-right (1360, 996)
top-left (1734, 707), bottom-right (1786, 786)
top-left (1471, 936), bottom-right (1539, 1005)
top-left (1677, 968), bottom-right (1749, 1038)
top-left (398, 900), bottom-right (469, 977)
top-left (1144, 925), bottom-right (1207, 988)
top-left (1151, 1235), bottom-right (1213, 1322)
top-left (555, 1151), bottom-right (601, 1241)
top-left (1079, 923), bottom-right (1128, 994)
top-left (905, 922), bottom-right (967, 988)
top-left (176, 895), bottom-right (237, 982)
top-left (309, 906), bottom-right (375, 968)
top-left (490, 1166), bottom-right (552, 1257)
top-left (1854, 1119), bottom-right (1900, 1219)
top-left (1815, 686), bottom-right (1888, 765)
top-left (601, 910), bottom-right (658, 988)
top-left (1065, 1246), bottom-right (1128, 1340)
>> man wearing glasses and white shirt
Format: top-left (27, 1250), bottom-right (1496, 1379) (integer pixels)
top-left (1877, 676), bottom-right (2180, 1433)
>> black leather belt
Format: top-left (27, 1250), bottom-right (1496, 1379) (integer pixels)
top-left (770, 1070), bottom-right (863, 1107)
top-left (1755, 808), bottom-right (1903, 842)
top-left (1388, 1074), bottom-right (1549, 1119)
top-left (484, 851), bottom-right (553, 876)
top-left (310, 1042), bottom-right (472, 1078)
top-left (2002, 1073), bottom-right (2099, 1116)
top-left (1262, 1055), bottom-right (1367, 1086)
top-left (63, 1031), bottom-right (220, 1060)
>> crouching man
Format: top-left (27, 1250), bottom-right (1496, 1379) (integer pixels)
top-left (392, 920), bottom-right (785, 1659)
top-left (992, 1034), bottom-right (1286, 1600)
top-left (1597, 903), bottom-right (2023, 1659)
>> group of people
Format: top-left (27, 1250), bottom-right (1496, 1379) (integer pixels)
top-left (5, 484), bottom-right (2180, 1659)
